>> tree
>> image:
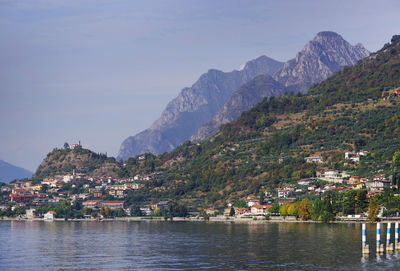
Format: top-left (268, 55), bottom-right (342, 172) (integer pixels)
top-left (367, 197), bottom-right (380, 222)
top-left (99, 207), bottom-right (106, 217)
top-left (287, 202), bottom-right (299, 218)
top-left (64, 142), bottom-right (69, 149)
top-left (229, 207), bottom-right (235, 216)
top-left (201, 210), bottom-right (209, 221)
top-left (153, 207), bottom-right (160, 216)
top-left (393, 151), bottom-right (400, 170)
top-left (391, 35), bottom-right (400, 44)
top-left (117, 208), bottom-right (126, 217)
top-left (298, 198), bottom-right (312, 220)
top-left (259, 192), bottom-right (265, 204)
top-left (269, 203), bottom-right (280, 214)
top-left (131, 205), bottom-right (142, 217)
top-left (105, 207), bottom-right (111, 217)
top-left (280, 203), bottom-right (289, 218)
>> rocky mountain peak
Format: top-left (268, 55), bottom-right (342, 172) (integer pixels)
top-left (117, 55), bottom-right (284, 160)
top-left (273, 31), bottom-right (370, 93)
top-left (191, 32), bottom-right (370, 142)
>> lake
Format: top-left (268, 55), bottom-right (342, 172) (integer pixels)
top-left (1, 220), bottom-right (400, 270)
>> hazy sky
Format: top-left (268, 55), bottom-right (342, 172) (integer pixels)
top-left (1, 0), bottom-right (400, 171)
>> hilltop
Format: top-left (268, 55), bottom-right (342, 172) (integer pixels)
top-left (33, 143), bottom-right (121, 180)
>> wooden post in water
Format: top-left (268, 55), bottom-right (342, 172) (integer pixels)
top-left (387, 223), bottom-right (394, 253)
top-left (396, 222), bottom-right (400, 251)
top-left (377, 223), bottom-right (384, 254)
top-left (362, 223), bottom-right (369, 255)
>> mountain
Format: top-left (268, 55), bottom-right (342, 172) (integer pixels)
top-left (0, 160), bottom-right (32, 183)
top-left (117, 56), bottom-right (284, 160)
top-left (274, 31), bottom-right (370, 93)
top-left (141, 34), bottom-right (399, 207)
top-left (191, 75), bottom-right (286, 141)
top-left (191, 31), bottom-right (370, 141)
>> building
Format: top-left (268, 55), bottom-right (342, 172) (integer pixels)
top-left (233, 207), bottom-right (249, 215)
top-left (62, 174), bottom-right (75, 183)
top-left (101, 201), bottom-right (124, 209)
top-left (366, 180), bottom-right (391, 191)
top-left (151, 201), bottom-right (170, 209)
top-left (83, 200), bottom-right (102, 209)
top-left (31, 184), bottom-right (43, 191)
top-left (1, 186), bottom-right (11, 193)
top-left (277, 189), bottom-right (291, 198)
top-left (94, 191), bottom-right (103, 198)
top-left (247, 198), bottom-right (259, 207)
top-left (318, 170), bottom-right (347, 184)
top-left (69, 141), bottom-right (81, 149)
top-left (251, 205), bottom-right (272, 215)
top-left (139, 207), bottom-right (153, 216)
top-left (298, 178), bottom-right (315, 186)
top-left (305, 156), bottom-right (323, 164)
top-left (348, 176), bottom-right (361, 184)
top-left (108, 189), bottom-right (125, 197)
top-left (11, 188), bottom-right (34, 202)
top-left (26, 208), bottom-right (36, 219)
top-left (44, 211), bottom-right (56, 220)
top-left (278, 157), bottom-right (288, 164)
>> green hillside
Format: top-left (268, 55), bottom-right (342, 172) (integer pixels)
top-left (34, 145), bottom-right (120, 180)
top-left (120, 35), bottom-right (400, 208)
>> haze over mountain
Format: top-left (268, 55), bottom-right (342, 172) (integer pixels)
top-left (0, 160), bottom-right (33, 184)
top-left (117, 56), bottom-right (284, 160)
top-left (118, 31), bottom-right (369, 160)
top-left (191, 31), bottom-right (370, 141)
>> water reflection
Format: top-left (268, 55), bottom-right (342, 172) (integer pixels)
top-left (2, 221), bottom-right (400, 270)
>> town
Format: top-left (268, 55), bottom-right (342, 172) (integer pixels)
top-left (0, 143), bottom-right (398, 223)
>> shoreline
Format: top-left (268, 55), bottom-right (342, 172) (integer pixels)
top-left (2, 216), bottom-right (400, 224)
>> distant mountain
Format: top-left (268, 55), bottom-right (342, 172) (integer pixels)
top-left (117, 56), bottom-right (284, 160)
top-left (191, 31), bottom-right (370, 141)
top-left (191, 75), bottom-right (286, 141)
top-left (274, 31), bottom-right (370, 93)
top-left (0, 160), bottom-right (32, 183)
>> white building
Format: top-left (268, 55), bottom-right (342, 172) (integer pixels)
top-left (318, 170), bottom-right (347, 184)
top-left (44, 211), bottom-right (56, 220)
top-left (305, 156), bottom-right (323, 164)
top-left (366, 180), bottom-right (391, 191)
top-left (251, 205), bottom-right (271, 215)
top-left (277, 189), bottom-right (291, 198)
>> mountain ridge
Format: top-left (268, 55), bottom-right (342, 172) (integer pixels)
top-left (0, 160), bottom-right (32, 183)
top-left (117, 55), bottom-right (284, 160)
top-left (191, 31), bottom-right (370, 141)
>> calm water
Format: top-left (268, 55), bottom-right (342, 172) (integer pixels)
top-left (0, 220), bottom-right (400, 270)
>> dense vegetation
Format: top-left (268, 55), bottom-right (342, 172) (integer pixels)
top-left (33, 146), bottom-right (120, 180)
top-left (120, 35), bottom-right (400, 209)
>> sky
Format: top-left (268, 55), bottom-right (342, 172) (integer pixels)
top-left (1, 0), bottom-right (400, 172)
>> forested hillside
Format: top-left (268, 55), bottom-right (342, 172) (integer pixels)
top-left (119, 35), bottom-right (400, 208)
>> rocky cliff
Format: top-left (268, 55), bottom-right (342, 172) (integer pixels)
top-left (117, 56), bottom-right (284, 160)
top-left (191, 75), bottom-right (285, 141)
top-left (274, 31), bottom-right (370, 93)
top-left (191, 31), bottom-right (370, 141)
